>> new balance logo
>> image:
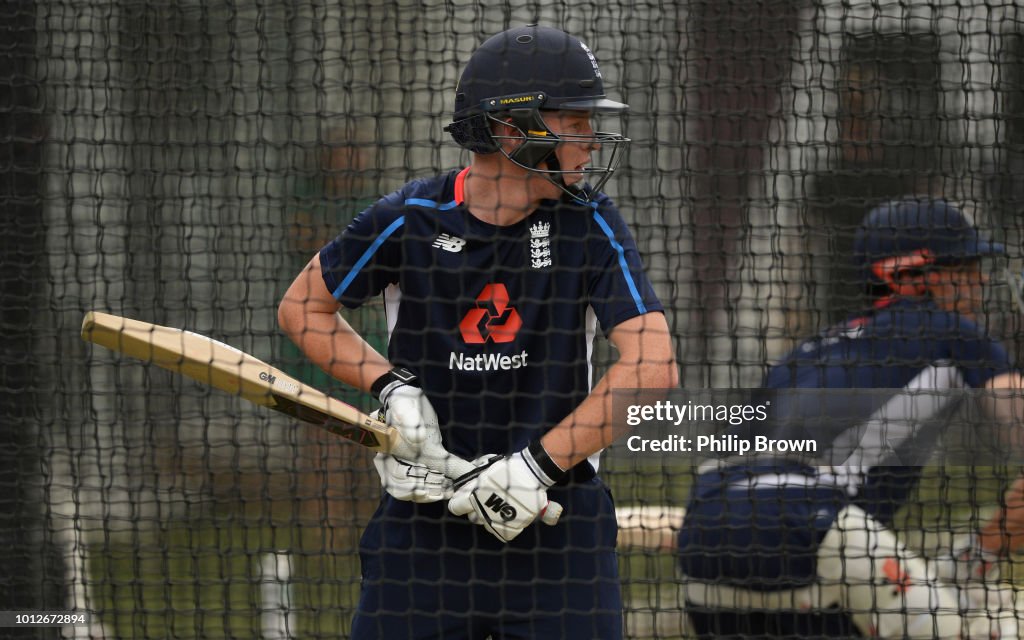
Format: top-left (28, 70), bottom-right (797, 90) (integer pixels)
top-left (483, 493), bottom-right (518, 522)
top-left (432, 233), bottom-right (466, 253)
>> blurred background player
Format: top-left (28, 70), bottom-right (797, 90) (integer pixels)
top-left (281, 127), bottom-right (384, 396)
top-left (274, 129), bottom-right (386, 576)
top-left (278, 25), bottom-right (676, 639)
top-left (676, 197), bottom-right (1024, 639)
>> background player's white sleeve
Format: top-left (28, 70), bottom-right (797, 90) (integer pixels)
top-left (681, 504), bottom-right (1017, 639)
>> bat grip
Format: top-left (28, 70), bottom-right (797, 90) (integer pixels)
top-left (433, 454), bottom-right (563, 527)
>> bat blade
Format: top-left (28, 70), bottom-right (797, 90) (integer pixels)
top-left (80, 310), bottom-right (399, 452)
top-left (80, 311), bottom-right (563, 526)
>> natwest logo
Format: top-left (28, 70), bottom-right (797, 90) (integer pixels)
top-left (459, 283), bottom-right (522, 344)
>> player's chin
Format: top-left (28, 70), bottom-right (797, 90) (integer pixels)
top-left (562, 169), bottom-right (586, 188)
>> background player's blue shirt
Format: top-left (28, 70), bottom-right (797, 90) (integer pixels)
top-left (319, 168), bottom-right (662, 465)
top-left (720, 297), bottom-right (1016, 523)
top-left (764, 297), bottom-right (1011, 391)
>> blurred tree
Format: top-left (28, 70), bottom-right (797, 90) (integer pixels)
top-left (810, 33), bottom-right (942, 321)
top-left (0, 0), bottom-right (67, 628)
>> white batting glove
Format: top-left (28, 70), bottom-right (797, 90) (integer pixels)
top-left (373, 367), bottom-right (444, 460)
top-left (373, 453), bottom-right (454, 503)
top-left (933, 533), bottom-right (1000, 583)
top-left (447, 442), bottom-right (565, 543)
top-left (933, 533), bottom-right (1008, 612)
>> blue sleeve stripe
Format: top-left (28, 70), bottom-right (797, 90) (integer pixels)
top-left (405, 197), bottom-right (458, 211)
top-left (331, 216), bottom-right (405, 300)
top-left (592, 209), bottom-right (648, 314)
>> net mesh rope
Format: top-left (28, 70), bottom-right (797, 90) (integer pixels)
top-left (3, 0), bottom-right (1024, 637)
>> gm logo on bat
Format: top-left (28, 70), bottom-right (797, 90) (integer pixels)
top-left (260, 370), bottom-right (300, 395)
top-left (484, 493), bottom-right (518, 521)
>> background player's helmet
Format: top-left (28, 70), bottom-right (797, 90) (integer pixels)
top-left (445, 25), bottom-right (630, 200)
top-left (853, 197), bottom-right (1005, 297)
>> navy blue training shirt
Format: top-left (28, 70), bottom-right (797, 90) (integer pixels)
top-left (319, 167), bottom-right (663, 463)
top-left (732, 297), bottom-right (1016, 522)
top-left (765, 298), bottom-right (1012, 392)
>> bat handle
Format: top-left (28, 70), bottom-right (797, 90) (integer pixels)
top-left (538, 499), bottom-right (563, 526)
top-left (441, 455), bottom-right (563, 527)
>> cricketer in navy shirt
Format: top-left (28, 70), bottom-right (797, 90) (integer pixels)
top-left (317, 167), bottom-right (665, 639)
top-left (320, 166), bottom-right (663, 464)
top-left (760, 297), bottom-right (1011, 520)
top-left (678, 296), bottom-right (1020, 639)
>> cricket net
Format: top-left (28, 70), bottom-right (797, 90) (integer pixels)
top-left (3, 0), bottom-right (1024, 637)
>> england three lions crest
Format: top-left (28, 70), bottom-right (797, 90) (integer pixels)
top-left (529, 221), bottom-right (552, 269)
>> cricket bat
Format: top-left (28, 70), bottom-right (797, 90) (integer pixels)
top-left (80, 311), bottom-right (562, 525)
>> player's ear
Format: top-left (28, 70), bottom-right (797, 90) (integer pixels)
top-left (490, 116), bottom-right (523, 146)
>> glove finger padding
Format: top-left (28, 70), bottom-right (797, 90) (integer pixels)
top-left (381, 384), bottom-right (441, 448)
top-left (448, 451), bottom-right (553, 543)
top-left (931, 533), bottom-right (1008, 614)
top-left (933, 533), bottom-right (1001, 584)
top-left (450, 454), bottom-right (504, 489)
top-left (373, 453), bottom-right (454, 503)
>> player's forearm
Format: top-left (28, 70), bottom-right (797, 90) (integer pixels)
top-left (541, 315), bottom-right (677, 470)
top-left (979, 473), bottom-right (1024, 555)
top-left (285, 308), bottom-right (391, 394)
top-left (981, 372), bottom-right (1024, 448)
top-left (278, 255), bottom-right (391, 393)
top-left (540, 366), bottom-right (665, 469)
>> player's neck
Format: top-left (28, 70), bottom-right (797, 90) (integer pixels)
top-left (462, 162), bottom-right (552, 227)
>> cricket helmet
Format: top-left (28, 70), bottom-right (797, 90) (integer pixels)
top-left (445, 25), bottom-right (629, 200)
top-left (854, 197), bottom-right (1005, 296)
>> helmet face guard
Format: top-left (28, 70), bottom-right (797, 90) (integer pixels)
top-left (868, 249), bottom-right (935, 298)
top-left (483, 99), bottom-right (629, 200)
top-left (444, 26), bottom-right (630, 202)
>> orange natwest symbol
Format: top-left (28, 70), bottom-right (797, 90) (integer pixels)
top-left (459, 283), bottom-right (523, 344)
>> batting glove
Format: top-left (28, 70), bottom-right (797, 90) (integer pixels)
top-left (373, 453), bottom-right (454, 503)
top-left (372, 367), bottom-right (445, 460)
top-left (934, 533), bottom-right (1000, 583)
top-left (933, 533), bottom-right (1010, 612)
top-left (447, 441), bottom-right (565, 543)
